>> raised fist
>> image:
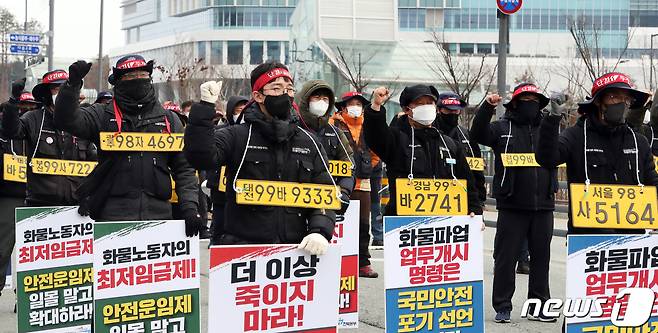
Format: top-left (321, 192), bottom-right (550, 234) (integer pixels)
top-left (371, 87), bottom-right (390, 111)
top-left (486, 94), bottom-right (502, 106)
top-left (200, 81), bottom-right (222, 104)
top-left (68, 60), bottom-right (93, 87)
top-left (11, 78), bottom-right (26, 100)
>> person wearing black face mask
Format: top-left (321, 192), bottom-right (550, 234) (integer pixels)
top-left (470, 83), bottom-right (558, 324)
top-left (537, 72), bottom-right (657, 232)
top-left (52, 55), bottom-right (205, 238)
top-left (2, 73), bottom-right (98, 208)
top-left (434, 92), bottom-right (486, 208)
top-left (183, 60), bottom-right (336, 255)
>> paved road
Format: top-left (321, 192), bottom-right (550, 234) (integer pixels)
top-left (0, 213), bottom-right (568, 333)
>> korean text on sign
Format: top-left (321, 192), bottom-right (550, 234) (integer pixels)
top-left (235, 179), bottom-right (340, 210)
top-left (566, 235), bottom-right (658, 331)
top-left (31, 158), bottom-right (97, 177)
top-left (3, 153), bottom-right (27, 182)
top-left (99, 132), bottom-right (184, 152)
top-left (16, 207), bottom-right (95, 333)
top-left (570, 183), bottom-right (657, 229)
top-left (384, 216), bottom-right (485, 333)
top-left (209, 245), bottom-right (341, 333)
top-left (396, 178), bottom-right (468, 216)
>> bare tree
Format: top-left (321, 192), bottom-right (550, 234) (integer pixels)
top-left (333, 46), bottom-right (376, 93)
top-left (426, 31), bottom-right (497, 106)
top-left (568, 15), bottom-right (635, 83)
top-left (154, 41), bottom-right (211, 102)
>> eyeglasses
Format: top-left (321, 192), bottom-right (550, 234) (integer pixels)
top-left (262, 86), bottom-right (296, 97)
top-left (121, 71), bottom-right (151, 80)
top-left (604, 93), bottom-right (635, 106)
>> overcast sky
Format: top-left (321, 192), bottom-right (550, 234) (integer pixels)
top-left (3, 0), bottom-right (124, 59)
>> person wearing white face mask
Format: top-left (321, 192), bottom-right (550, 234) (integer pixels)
top-left (331, 91), bottom-right (381, 278)
top-left (294, 80), bottom-right (355, 216)
top-left (363, 85), bottom-right (483, 217)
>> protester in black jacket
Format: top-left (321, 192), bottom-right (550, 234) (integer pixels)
top-left (0, 83), bottom-right (38, 294)
top-left (434, 92), bottom-right (487, 206)
top-left (184, 61), bottom-right (336, 255)
top-left (2, 71), bottom-right (97, 207)
top-left (626, 89), bottom-right (658, 156)
top-left (470, 83), bottom-right (556, 323)
top-left (295, 80), bottom-right (355, 213)
top-left (537, 72), bottom-right (658, 234)
top-left (206, 95), bottom-right (249, 245)
top-left (364, 85), bottom-right (482, 217)
top-left (52, 56), bottom-right (203, 237)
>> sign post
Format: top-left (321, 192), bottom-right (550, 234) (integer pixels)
top-left (496, 0), bottom-right (522, 119)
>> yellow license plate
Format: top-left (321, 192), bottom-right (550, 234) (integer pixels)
top-left (235, 179), bottom-right (340, 210)
top-left (395, 178), bottom-right (468, 216)
top-left (466, 157), bottom-right (485, 171)
top-left (99, 132), bottom-right (184, 152)
top-left (328, 160), bottom-right (352, 177)
top-left (31, 158), bottom-right (97, 177)
top-left (3, 154), bottom-right (27, 183)
top-left (654, 157), bottom-right (658, 173)
top-left (570, 183), bottom-right (657, 229)
top-left (219, 166), bottom-right (227, 192)
top-left (501, 153), bottom-right (540, 167)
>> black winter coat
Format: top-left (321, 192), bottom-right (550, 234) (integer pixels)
top-left (470, 102), bottom-right (558, 211)
top-left (2, 103), bottom-right (97, 206)
top-left (52, 82), bottom-right (198, 221)
top-left (184, 101), bottom-right (336, 244)
top-left (363, 106), bottom-right (482, 216)
top-left (537, 112), bottom-right (658, 234)
top-left (434, 118), bottom-right (487, 206)
top-left (0, 103), bottom-right (27, 198)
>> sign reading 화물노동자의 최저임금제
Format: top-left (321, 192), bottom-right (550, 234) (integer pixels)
top-left (15, 206), bottom-right (94, 333)
top-left (93, 220), bottom-right (201, 333)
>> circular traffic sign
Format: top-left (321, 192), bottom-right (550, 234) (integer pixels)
top-left (497, 0), bottom-right (523, 15)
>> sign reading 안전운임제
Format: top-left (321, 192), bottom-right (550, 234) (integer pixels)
top-left (332, 201), bottom-right (359, 329)
top-left (384, 215), bottom-right (485, 332)
top-left (208, 244), bottom-right (341, 333)
top-left (93, 220), bottom-right (200, 333)
top-left (15, 206), bottom-right (94, 333)
top-left (566, 235), bottom-right (658, 332)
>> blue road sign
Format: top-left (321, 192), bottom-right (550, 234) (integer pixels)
top-left (9, 33), bottom-right (41, 44)
top-left (497, 0), bottom-right (523, 15)
top-left (9, 44), bottom-right (40, 55)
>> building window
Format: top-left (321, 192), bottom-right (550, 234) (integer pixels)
top-left (399, 0), bottom-right (416, 7)
top-left (444, 0), bottom-right (460, 8)
top-left (267, 41), bottom-right (281, 61)
top-left (476, 43), bottom-right (492, 54)
top-left (250, 41), bottom-right (264, 64)
top-left (399, 9), bottom-right (425, 29)
top-left (263, 0), bottom-right (285, 5)
top-left (211, 41), bottom-right (223, 65)
top-left (213, 7), bottom-right (293, 28)
top-left (198, 41), bottom-right (207, 61)
top-left (442, 43), bottom-right (457, 54)
top-left (459, 43), bottom-right (474, 54)
top-left (419, 0), bottom-right (442, 8)
top-left (227, 41), bottom-right (243, 64)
